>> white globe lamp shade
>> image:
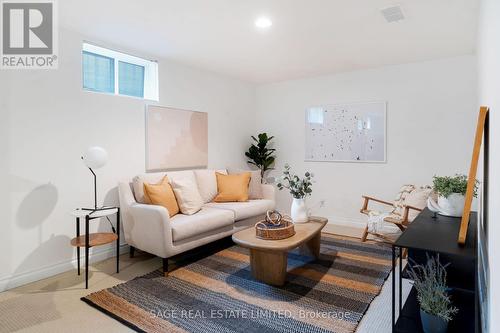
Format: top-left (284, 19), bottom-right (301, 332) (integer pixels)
top-left (82, 146), bottom-right (108, 169)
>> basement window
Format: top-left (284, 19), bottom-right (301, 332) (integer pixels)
top-left (82, 42), bottom-right (159, 101)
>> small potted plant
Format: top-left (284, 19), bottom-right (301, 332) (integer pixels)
top-left (407, 255), bottom-right (458, 333)
top-left (428, 174), bottom-right (477, 217)
top-left (245, 133), bottom-right (276, 182)
top-left (276, 164), bottom-right (313, 223)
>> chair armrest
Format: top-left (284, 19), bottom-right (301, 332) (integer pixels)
top-left (261, 184), bottom-right (276, 202)
top-left (404, 204), bottom-right (423, 212)
top-left (360, 195), bottom-right (393, 214)
top-left (129, 204), bottom-right (173, 258)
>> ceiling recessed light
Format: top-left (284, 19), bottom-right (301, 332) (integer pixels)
top-left (255, 16), bottom-right (272, 29)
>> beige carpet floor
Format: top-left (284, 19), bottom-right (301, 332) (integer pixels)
top-left (0, 237), bottom-right (410, 333)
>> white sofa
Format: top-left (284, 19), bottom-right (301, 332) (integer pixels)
top-left (118, 169), bottom-right (275, 276)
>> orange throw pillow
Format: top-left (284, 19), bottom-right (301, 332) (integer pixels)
top-left (143, 177), bottom-right (179, 217)
top-left (214, 172), bottom-right (251, 202)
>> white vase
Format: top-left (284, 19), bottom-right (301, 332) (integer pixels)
top-left (291, 198), bottom-right (309, 223)
top-left (428, 193), bottom-right (465, 217)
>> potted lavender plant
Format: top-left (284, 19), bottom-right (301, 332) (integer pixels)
top-left (407, 255), bottom-right (458, 333)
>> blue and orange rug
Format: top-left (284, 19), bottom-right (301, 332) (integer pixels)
top-left (82, 234), bottom-right (393, 333)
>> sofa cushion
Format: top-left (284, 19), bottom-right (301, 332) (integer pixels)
top-left (194, 169), bottom-right (227, 203)
top-left (170, 207), bottom-right (234, 242)
top-left (204, 199), bottom-right (274, 221)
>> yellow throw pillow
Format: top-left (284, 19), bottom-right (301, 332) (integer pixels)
top-left (143, 176), bottom-right (179, 217)
top-left (214, 172), bottom-right (251, 202)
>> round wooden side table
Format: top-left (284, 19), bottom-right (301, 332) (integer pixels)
top-left (70, 207), bottom-right (120, 289)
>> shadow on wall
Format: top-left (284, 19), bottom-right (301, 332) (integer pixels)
top-left (16, 183), bottom-right (58, 230)
top-left (96, 186), bottom-right (121, 235)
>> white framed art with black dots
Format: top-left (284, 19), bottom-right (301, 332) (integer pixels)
top-left (305, 101), bottom-right (386, 163)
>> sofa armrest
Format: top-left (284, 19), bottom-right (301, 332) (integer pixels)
top-left (128, 204), bottom-right (173, 258)
top-left (261, 184), bottom-right (276, 202)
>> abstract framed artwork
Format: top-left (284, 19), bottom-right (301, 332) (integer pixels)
top-left (146, 105), bottom-right (208, 171)
top-left (305, 101), bottom-right (386, 163)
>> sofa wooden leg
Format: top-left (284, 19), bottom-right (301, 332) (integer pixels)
top-left (361, 226), bottom-right (369, 242)
top-left (129, 246), bottom-right (135, 258)
top-left (163, 258), bottom-right (169, 277)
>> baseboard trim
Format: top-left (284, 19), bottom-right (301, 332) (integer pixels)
top-left (0, 244), bottom-right (130, 292)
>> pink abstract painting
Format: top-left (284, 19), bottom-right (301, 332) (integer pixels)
top-left (146, 105), bottom-right (208, 171)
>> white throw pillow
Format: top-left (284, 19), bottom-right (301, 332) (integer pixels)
top-left (170, 178), bottom-right (204, 215)
top-left (194, 169), bottom-right (227, 203)
top-left (404, 187), bottom-right (434, 221)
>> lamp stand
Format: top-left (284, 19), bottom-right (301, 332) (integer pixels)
top-left (81, 167), bottom-right (114, 215)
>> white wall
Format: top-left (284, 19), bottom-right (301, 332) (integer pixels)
top-left (478, 0), bottom-right (500, 331)
top-left (0, 28), bottom-right (256, 291)
top-left (255, 56), bottom-right (477, 229)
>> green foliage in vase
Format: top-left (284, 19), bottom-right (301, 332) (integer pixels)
top-left (407, 255), bottom-right (458, 322)
top-left (245, 133), bottom-right (276, 181)
top-left (432, 174), bottom-right (478, 198)
top-left (276, 164), bottom-right (313, 199)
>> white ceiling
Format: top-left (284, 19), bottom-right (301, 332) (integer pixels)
top-left (60, 0), bottom-right (479, 83)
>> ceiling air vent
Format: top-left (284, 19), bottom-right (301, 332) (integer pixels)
top-left (381, 5), bottom-right (405, 23)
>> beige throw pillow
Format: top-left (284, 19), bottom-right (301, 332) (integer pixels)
top-left (194, 169), bottom-right (227, 203)
top-left (170, 178), bottom-right (204, 215)
top-left (404, 187), bottom-right (434, 221)
top-left (227, 168), bottom-right (263, 200)
top-left (391, 185), bottom-right (433, 222)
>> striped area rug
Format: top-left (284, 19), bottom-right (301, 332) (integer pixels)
top-left (82, 234), bottom-right (393, 333)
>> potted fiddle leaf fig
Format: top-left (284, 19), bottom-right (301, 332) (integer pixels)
top-left (407, 255), bottom-right (458, 333)
top-left (245, 133), bottom-right (276, 181)
top-left (428, 174), bottom-right (478, 217)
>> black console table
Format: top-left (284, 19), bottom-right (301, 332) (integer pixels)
top-left (392, 208), bottom-right (478, 333)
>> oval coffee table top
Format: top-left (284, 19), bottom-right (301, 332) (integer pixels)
top-left (232, 216), bottom-right (328, 252)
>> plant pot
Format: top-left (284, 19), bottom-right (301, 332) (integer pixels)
top-left (420, 309), bottom-right (448, 333)
top-left (291, 198), bottom-right (308, 223)
top-left (437, 193), bottom-right (465, 217)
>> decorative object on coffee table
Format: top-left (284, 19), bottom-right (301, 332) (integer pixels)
top-left (428, 174), bottom-right (478, 217)
top-left (232, 216), bottom-right (327, 286)
top-left (406, 255), bottom-right (458, 333)
top-left (245, 132), bottom-right (276, 181)
top-left (276, 164), bottom-right (313, 223)
top-left (70, 207), bottom-right (120, 289)
top-left (255, 210), bottom-right (295, 240)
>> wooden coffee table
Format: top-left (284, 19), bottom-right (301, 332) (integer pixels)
top-left (232, 216), bottom-right (328, 286)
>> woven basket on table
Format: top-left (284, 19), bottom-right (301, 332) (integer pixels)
top-left (255, 210), bottom-right (295, 240)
